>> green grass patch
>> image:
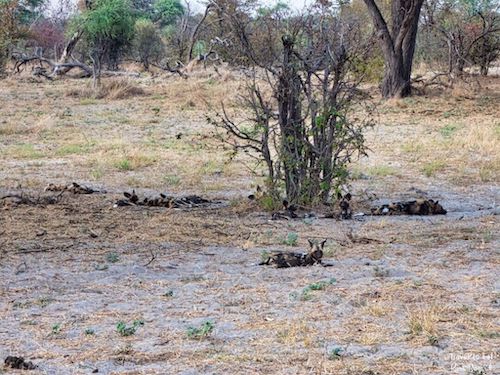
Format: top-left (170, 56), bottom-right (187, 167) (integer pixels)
top-left (186, 321), bottom-right (214, 340)
top-left (421, 161), bottom-right (447, 177)
top-left (439, 124), bottom-right (460, 138)
top-left (366, 165), bottom-right (398, 177)
top-left (9, 144), bottom-right (44, 159)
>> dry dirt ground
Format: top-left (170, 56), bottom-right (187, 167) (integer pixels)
top-left (0, 72), bottom-right (499, 375)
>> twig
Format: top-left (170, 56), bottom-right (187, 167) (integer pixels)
top-left (143, 249), bottom-right (156, 267)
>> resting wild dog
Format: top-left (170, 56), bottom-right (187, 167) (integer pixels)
top-left (259, 239), bottom-right (326, 268)
top-left (371, 199), bottom-right (447, 216)
top-left (338, 193), bottom-right (352, 219)
top-left (114, 190), bottom-right (212, 208)
top-left (44, 182), bottom-right (99, 194)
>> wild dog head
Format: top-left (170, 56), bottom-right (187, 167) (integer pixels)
top-left (308, 239), bottom-right (326, 262)
top-left (248, 185), bottom-right (263, 201)
top-left (337, 192), bottom-right (352, 219)
top-left (428, 199), bottom-right (447, 215)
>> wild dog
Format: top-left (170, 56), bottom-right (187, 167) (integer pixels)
top-left (248, 185), bottom-right (264, 201)
top-left (259, 239), bottom-right (326, 268)
top-left (44, 182), bottom-right (98, 194)
top-left (338, 192), bottom-right (352, 219)
top-left (115, 191), bottom-right (212, 208)
top-left (371, 199), bottom-right (447, 215)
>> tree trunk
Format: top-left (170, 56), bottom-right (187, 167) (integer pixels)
top-left (278, 36), bottom-right (304, 203)
top-left (363, 0), bottom-right (424, 98)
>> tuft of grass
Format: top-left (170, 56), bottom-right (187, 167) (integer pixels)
top-left (116, 320), bottom-right (144, 337)
top-left (300, 279), bottom-right (336, 301)
top-left (283, 232), bottom-right (299, 246)
top-left (186, 321), bottom-right (214, 340)
top-left (373, 266), bottom-right (389, 278)
top-left (406, 306), bottom-right (441, 338)
top-left (51, 323), bottom-right (61, 335)
top-left (366, 165), bottom-right (398, 177)
top-left (115, 159), bottom-right (132, 171)
top-left (56, 142), bottom-right (95, 156)
top-left (67, 79), bottom-right (146, 100)
top-left (421, 161), bottom-right (446, 177)
top-left (9, 143), bottom-right (44, 159)
top-left (163, 174), bottom-right (181, 186)
top-left (84, 328), bottom-right (95, 335)
top-left (439, 124), bottom-right (459, 138)
top-left (106, 252), bottom-right (120, 263)
top-left (328, 346), bottom-right (344, 360)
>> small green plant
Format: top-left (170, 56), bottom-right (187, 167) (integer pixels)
top-left (427, 334), bottom-right (439, 346)
top-left (373, 266), bottom-right (389, 278)
top-left (106, 252), bottom-right (120, 263)
top-left (300, 278), bottom-right (336, 301)
top-left (421, 161), bottom-right (446, 177)
top-left (52, 323), bottom-right (61, 335)
top-left (94, 264), bottom-right (109, 271)
top-left (440, 124), bottom-right (459, 138)
top-left (283, 232), bottom-right (299, 246)
top-left (328, 346), bottom-right (343, 360)
top-left (163, 174), bottom-right (181, 186)
top-left (186, 321), bottom-right (214, 340)
top-left (116, 320), bottom-right (144, 336)
top-left (116, 159), bottom-right (132, 171)
top-left (84, 328), bottom-right (95, 335)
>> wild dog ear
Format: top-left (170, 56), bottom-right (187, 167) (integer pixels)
top-left (320, 239), bottom-right (327, 248)
top-left (256, 185), bottom-right (262, 192)
top-left (435, 200), bottom-right (439, 205)
top-left (160, 193), bottom-right (166, 199)
top-left (283, 200), bottom-right (289, 209)
top-left (308, 239), bottom-right (314, 248)
top-left (124, 192), bottom-right (131, 198)
top-left (345, 193), bottom-right (352, 201)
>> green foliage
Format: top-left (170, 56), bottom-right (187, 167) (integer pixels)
top-left (106, 252), bottom-right (120, 263)
top-left (153, 0), bottom-right (183, 26)
top-left (328, 346), bottom-right (344, 360)
top-left (116, 320), bottom-right (144, 336)
top-left (283, 232), bottom-right (298, 246)
top-left (133, 17), bottom-right (164, 69)
top-left (79, 0), bottom-right (134, 51)
top-left (351, 54), bottom-right (384, 82)
top-left (186, 321), bottom-right (214, 339)
top-left (300, 278), bottom-right (336, 301)
top-left (192, 40), bottom-right (206, 57)
top-left (51, 323), bottom-right (61, 334)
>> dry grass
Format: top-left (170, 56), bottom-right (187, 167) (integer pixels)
top-left (0, 73), bottom-right (498, 374)
top-left (66, 78), bottom-right (146, 100)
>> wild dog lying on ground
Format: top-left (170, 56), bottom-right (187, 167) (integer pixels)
top-left (259, 239), bottom-right (326, 268)
top-left (4, 356), bottom-right (37, 370)
top-left (44, 182), bottom-right (102, 194)
top-left (371, 199), bottom-right (447, 215)
top-left (114, 190), bottom-right (212, 208)
top-left (271, 200), bottom-right (317, 220)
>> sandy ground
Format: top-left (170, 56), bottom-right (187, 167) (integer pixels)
top-left (0, 73), bottom-right (499, 374)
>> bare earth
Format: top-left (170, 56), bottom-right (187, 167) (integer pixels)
top-left (0, 73), bottom-right (499, 374)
